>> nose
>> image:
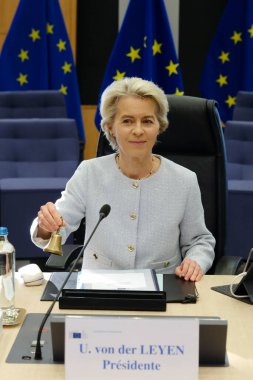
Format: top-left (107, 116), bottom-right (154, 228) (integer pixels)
top-left (132, 121), bottom-right (144, 135)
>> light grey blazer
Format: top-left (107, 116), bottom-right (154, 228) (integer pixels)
top-left (31, 154), bottom-right (215, 274)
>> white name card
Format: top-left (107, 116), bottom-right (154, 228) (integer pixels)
top-left (65, 315), bottom-right (199, 380)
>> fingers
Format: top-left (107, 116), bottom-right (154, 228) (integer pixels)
top-left (175, 258), bottom-right (203, 282)
top-left (38, 202), bottom-right (64, 233)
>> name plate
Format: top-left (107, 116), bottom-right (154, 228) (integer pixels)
top-left (65, 315), bottom-right (199, 379)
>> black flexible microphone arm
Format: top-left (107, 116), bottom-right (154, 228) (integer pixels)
top-left (34, 204), bottom-right (111, 360)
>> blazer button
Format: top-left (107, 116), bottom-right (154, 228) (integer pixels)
top-left (132, 182), bottom-right (139, 189)
top-left (128, 245), bottom-right (135, 252)
top-left (130, 212), bottom-right (137, 220)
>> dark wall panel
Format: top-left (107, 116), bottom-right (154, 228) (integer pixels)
top-left (179, 0), bottom-right (227, 96)
top-left (76, 0), bottom-right (118, 104)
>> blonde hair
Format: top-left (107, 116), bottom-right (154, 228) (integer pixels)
top-left (99, 77), bottom-right (169, 150)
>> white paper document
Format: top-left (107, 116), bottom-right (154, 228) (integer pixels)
top-left (76, 269), bottom-right (158, 291)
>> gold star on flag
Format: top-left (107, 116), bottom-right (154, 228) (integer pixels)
top-left (218, 51), bottom-right (230, 64)
top-left (143, 36), bottom-right (147, 48)
top-left (60, 84), bottom-right (68, 95)
top-left (175, 88), bottom-right (184, 96)
top-left (18, 49), bottom-right (29, 62)
top-left (47, 23), bottom-right (54, 34)
top-left (230, 31), bottom-right (242, 44)
top-left (152, 40), bottom-right (162, 56)
top-left (62, 61), bottom-right (72, 74)
top-left (225, 95), bottom-right (236, 108)
top-left (126, 47), bottom-right (141, 63)
top-left (216, 74), bottom-right (228, 87)
top-left (248, 25), bottom-right (253, 38)
top-left (17, 73), bottom-right (28, 86)
top-left (28, 28), bottom-right (40, 42)
top-left (57, 39), bottom-right (67, 52)
top-left (113, 70), bottom-right (126, 80)
top-left (165, 60), bottom-right (179, 76)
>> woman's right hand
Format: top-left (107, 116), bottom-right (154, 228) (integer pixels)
top-left (37, 202), bottom-right (64, 239)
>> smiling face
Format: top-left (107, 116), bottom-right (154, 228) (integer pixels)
top-left (109, 95), bottom-right (160, 159)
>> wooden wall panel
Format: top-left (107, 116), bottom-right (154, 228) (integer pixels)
top-left (82, 105), bottom-right (99, 160)
top-left (0, 0), bottom-right (19, 49)
top-left (59, 0), bottom-right (77, 58)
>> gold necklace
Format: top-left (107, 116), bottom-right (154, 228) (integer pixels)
top-left (115, 154), bottom-right (154, 180)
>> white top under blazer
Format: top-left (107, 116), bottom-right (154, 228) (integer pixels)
top-left (31, 154), bottom-right (215, 274)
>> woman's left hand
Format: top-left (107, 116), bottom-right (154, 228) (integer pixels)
top-left (175, 258), bottom-right (203, 281)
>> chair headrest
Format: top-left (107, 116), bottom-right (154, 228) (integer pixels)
top-left (155, 95), bottom-right (221, 155)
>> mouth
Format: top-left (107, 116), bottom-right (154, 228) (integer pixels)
top-left (129, 141), bottom-right (146, 144)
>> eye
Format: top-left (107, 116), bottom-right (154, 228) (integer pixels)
top-left (143, 118), bottom-right (154, 124)
top-left (122, 118), bottom-right (132, 125)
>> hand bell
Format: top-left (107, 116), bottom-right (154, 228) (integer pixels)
top-left (43, 226), bottom-right (63, 256)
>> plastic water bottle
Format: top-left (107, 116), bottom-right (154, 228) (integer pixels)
top-left (0, 227), bottom-right (17, 324)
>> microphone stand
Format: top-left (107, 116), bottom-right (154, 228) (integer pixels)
top-left (34, 209), bottom-right (109, 360)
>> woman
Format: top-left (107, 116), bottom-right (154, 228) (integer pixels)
top-left (31, 77), bottom-right (215, 281)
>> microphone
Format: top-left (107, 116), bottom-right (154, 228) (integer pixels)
top-left (99, 204), bottom-right (111, 219)
top-left (34, 204), bottom-right (111, 360)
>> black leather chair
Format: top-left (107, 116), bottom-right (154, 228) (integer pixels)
top-left (97, 95), bottom-right (227, 273)
top-left (46, 95), bottom-right (242, 274)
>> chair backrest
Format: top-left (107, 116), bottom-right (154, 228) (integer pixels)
top-left (96, 95), bottom-right (227, 271)
top-left (0, 118), bottom-right (79, 178)
top-left (233, 91), bottom-right (253, 121)
top-left (0, 90), bottom-right (67, 118)
top-left (224, 120), bottom-right (253, 180)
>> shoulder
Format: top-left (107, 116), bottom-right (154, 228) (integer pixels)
top-left (66, 155), bottom-right (116, 189)
top-left (76, 154), bottom-right (116, 172)
top-left (160, 156), bottom-right (197, 182)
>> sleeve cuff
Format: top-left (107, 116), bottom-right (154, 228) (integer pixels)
top-left (31, 218), bottom-right (50, 248)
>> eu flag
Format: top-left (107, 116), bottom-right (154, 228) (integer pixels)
top-left (0, 0), bottom-right (84, 141)
top-left (200, 0), bottom-right (253, 122)
top-left (95, 0), bottom-right (183, 129)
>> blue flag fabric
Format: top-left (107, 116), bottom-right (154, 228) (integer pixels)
top-left (0, 0), bottom-right (84, 141)
top-left (200, 0), bottom-right (253, 122)
top-left (95, 0), bottom-right (183, 129)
